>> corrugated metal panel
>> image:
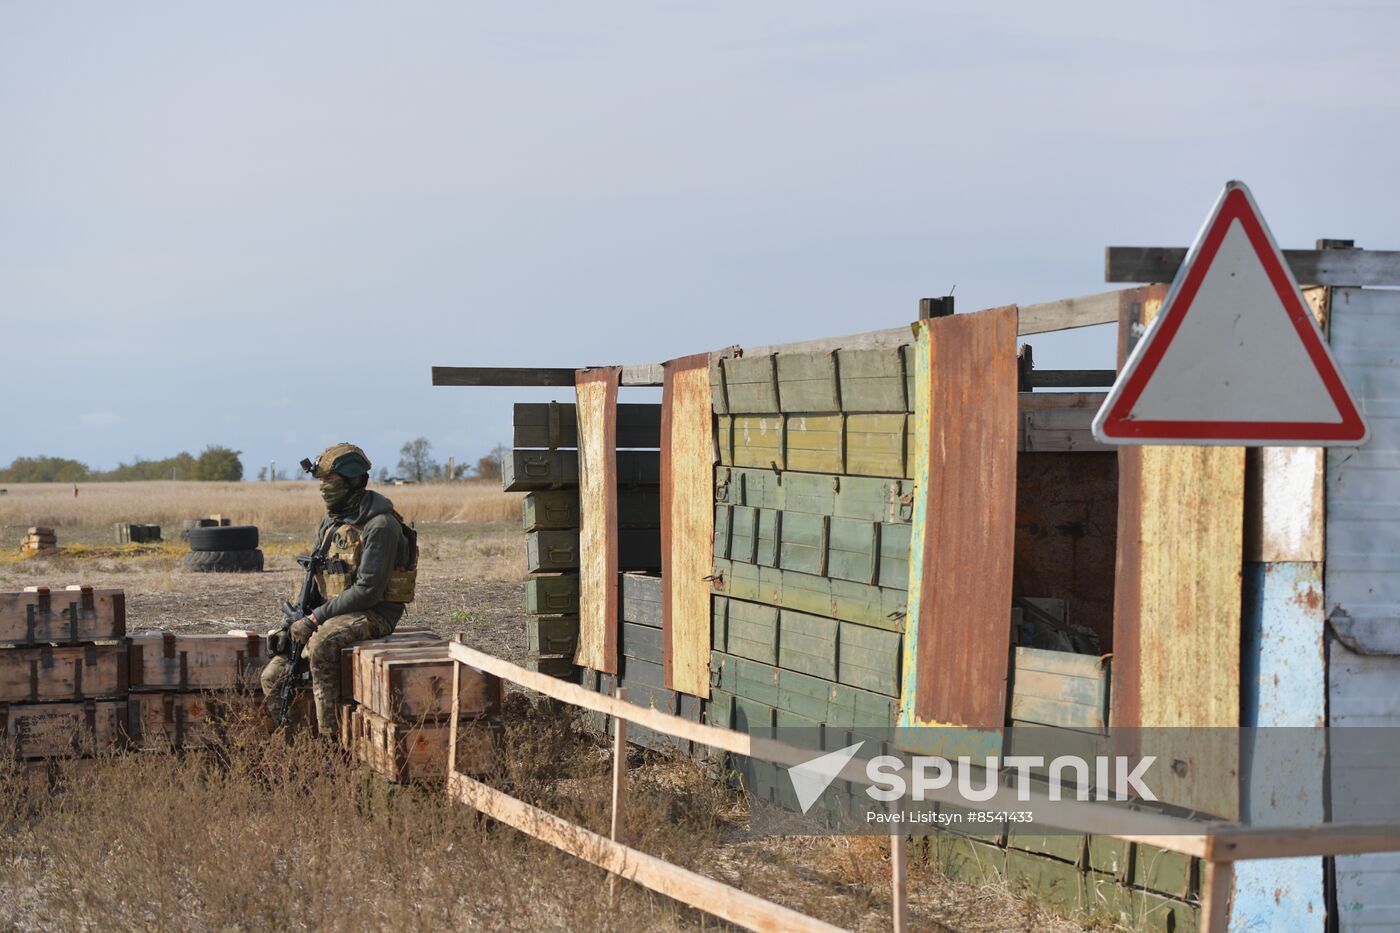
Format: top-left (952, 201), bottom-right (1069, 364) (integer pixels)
top-left (1330, 640), bottom-right (1400, 931)
top-left (1327, 287), bottom-right (1400, 654)
top-left (1233, 562), bottom-right (1325, 931)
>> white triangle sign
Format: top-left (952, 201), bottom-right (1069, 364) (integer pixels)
top-left (787, 741), bottom-right (864, 814)
top-left (1093, 181), bottom-right (1368, 446)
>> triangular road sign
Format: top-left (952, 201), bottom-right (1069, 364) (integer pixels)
top-left (1093, 181), bottom-right (1368, 446)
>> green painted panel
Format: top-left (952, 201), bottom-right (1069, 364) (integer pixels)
top-left (721, 355), bottom-right (780, 414)
top-left (845, 413), bottom-right (909, 478)
top-left (713, 558), bottom-right (906, 630)
top-left (877, 522), bottom-right (912, 589)
top-left (1087, 835), bottom-right (1129, 876)
top-left (1129, 843), bottom-right (1194, 899)
top-left (778, 610), bottom-right (838, 681)
top-left (716, 467), bottom-right (913, 524)
top-left (726, 598), bottom-right (778, 665)
top-left (526, 615), bottom-right (579, 655)
top-left (838, 621), bottom-right (900, 697)
top-left (724, 415), bottom-right (785, 470)
top-left (775, 352), bottom-right (839, 412)
top-left (932, 835), bottom-right (1007, 886)
top-left (709, 356), bottom-right (730, 415)
top-left (524, 574), bottom-right (580, 615)
top-left (1005, 849), bottom-right (1085, 916)
top-left (827, 681), bottom-right (898, 731)
top-left (836, 347), bottom-right (911, 413)
top-left (621, 656), bottom-right (665, 689)
top-left (777, 511), bottom-right (826, 576)
top-left (620, 572), bottom-right (662, 627)
top-left (1084, 875), bottom-right (1200, 933)
top-left (712, 653), bottom-right (781, 707)
top-left (1008, 829), bottom-right (1086, 866)
top-left (512, 402), bottom-right (661, 449)
top-left (711, 596), bottom-right (728, 653)
top-left (785, 414), bottom-right (843, 473)
top-left (777, 668), bottom-right (833, 722)
top-left (621, 621), bottom-right (663, 664)
top-left (1008, 694), bottom-right (1105, 733)
top-left (732, 695), bottom-right (776, 737)
top-left (706, 689), bottom-right (734, 730)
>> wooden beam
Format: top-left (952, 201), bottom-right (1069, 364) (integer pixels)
top-left (1027, 370), bottom-right (1116, 389)
top-left (1208, 822), bottom-right (1400, 861)
top-left (1106, 246), bottom-right (1400, 286)
top-left (446, 771), bottom-right (847, 933)
top-left (1018, 290), bottom-right (1125, 334)
top-left (1199, 860), bottom-right (1234, 933)
top-left (432, 366), bottom-right (578, 387)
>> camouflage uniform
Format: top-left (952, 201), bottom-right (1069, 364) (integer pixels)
top-left (262, 443), bottom-right (417, 733)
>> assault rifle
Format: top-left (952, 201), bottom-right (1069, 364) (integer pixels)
top-left (270, 529), bottom-right (333, 727)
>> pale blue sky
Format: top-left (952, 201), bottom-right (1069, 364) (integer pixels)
top-left (3, 2), bottom-right (1397, 477)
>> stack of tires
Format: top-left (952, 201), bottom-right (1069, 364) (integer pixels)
top-left (183, 524), bottom-right (264, 573)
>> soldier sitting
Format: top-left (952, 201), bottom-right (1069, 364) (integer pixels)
top-left (263, 443), bottom-right (418, 734)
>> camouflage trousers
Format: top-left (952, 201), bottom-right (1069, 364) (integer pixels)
top-left (261, 611), bottom-right (395, 734)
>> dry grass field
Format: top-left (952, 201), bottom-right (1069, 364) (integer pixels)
top-left (0, 482), bottom-right (1094, 932)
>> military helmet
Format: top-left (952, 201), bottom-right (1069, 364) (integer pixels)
top-left (306, 443), bottom-right (371, 479)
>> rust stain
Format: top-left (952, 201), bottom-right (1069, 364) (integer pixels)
top-left (1293, 585), bottom-right (1323, 611)
top-left (913, 305), bottom-right (1018, 727)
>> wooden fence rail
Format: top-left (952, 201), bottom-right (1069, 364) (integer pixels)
top-left (444, 640), bottom-right (1400, 933)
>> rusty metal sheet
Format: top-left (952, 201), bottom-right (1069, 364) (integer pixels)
top-left (900, 305), bottom-right (1018, 730)
top-left (661, 353), bottom-right (714, 698)
top-left (1110, 292), bottom-right (1244, 819)
top-left (1014, 452), bottom-right (1118, 649)
top-left (573, 367), bottom-right (620, 674)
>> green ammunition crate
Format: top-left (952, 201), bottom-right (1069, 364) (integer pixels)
top-left (713, 558), bottom-right (906, 631)
top-left (512, 402), bottom-right (661, 449)
top-left (731, 695), bottom-right (776, 737)
top-left (526, 654), bottom-right (577, 678)
top-left (836, 346), bottom-right (914, 413)
top-left (706, 688), bottom-right (735, 730)
top-left (1005, 849), bottom-right (1085, 916)
top-left (711, 596), bottom-right (729, 652)
top-left (526, 615), bottom-right (579, 655)
top-left (524, 574), bottom-right (580, 615)
top-left (712, 347), bottom-right (914, 415)
top-left (522, 488), bottom-right (661, 531)
top-left (777, 668), bottom-right (835, 723)
top-left (503, 449), bottom-right (660, 491)
top-left (620, 655), bottom-right (665, 689)
top-left (525, 528), bottom-right (661, 573)
top-left (621, 621), bottom-right (663, 664)
top-left (774, 352), bottom-right (839, 412)
top-left (621, 572), bottom-right (663, 627)
top-left (711, 652), bottom-right (780, 707)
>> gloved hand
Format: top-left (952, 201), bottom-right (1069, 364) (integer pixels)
top-left (289, 615), bottom-right (318, 645)
top-left (268, 625), bottom-right (292, 655)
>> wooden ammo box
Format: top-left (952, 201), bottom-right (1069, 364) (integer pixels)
top-left (350, 639), bottom-right (446, 708)
top-left (0, 642), bottom-right (128, 703)
top-left (354, 707), bottom-right (501, 782)
top-left (128, 631), bottom-right (266, 692)
top-left (360, 645), bottom-right (502, 722)
top-left (1, 699), bottom-right (130, 758)
top-left (127, 692), bottom-right (261, 750)
top-left (338, 629), bottom-right (437, 702)
top-left (0, 586), bottom-right (126, 645)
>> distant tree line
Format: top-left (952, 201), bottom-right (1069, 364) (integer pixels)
top-left (0, 446), bottom-right (244, 483)
top-left (388, 437), bottom-right (508, 483)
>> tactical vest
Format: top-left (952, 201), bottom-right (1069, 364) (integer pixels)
top-left (315, 511), bottom-right (419, 604)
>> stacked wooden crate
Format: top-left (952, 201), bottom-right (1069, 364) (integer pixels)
top-left (341, 634), bottom-right (502, 783)
top-left (506, 401), bottom-right (663, 680)
top-left (0, 587), bottom-right (129, 770)
top-left (20, 527), bottom-right (59, 556)
top-left (707, 348), bottom-right (915, 803)
top-left (125, 630), bottom-right (268, 749)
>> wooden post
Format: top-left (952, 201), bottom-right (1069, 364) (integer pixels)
top-left (609, 686), bottom-right (628, 906)
top-left (446, 658), bottom-right (462, 777)
top-left (611, 686), bottom-right (628, 841)
top-left (891, 830), bottom-right (908, 933)
top-left (1199, 859), bottom-right (1234, 933)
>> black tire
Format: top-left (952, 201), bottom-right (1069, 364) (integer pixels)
top-left (184, 548), bottom-right (264, 573)
top-left (188, 525), bottom-right (259, 552)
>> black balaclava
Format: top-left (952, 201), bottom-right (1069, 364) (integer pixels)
top-left (321, 474), bottom-right (365, 519)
